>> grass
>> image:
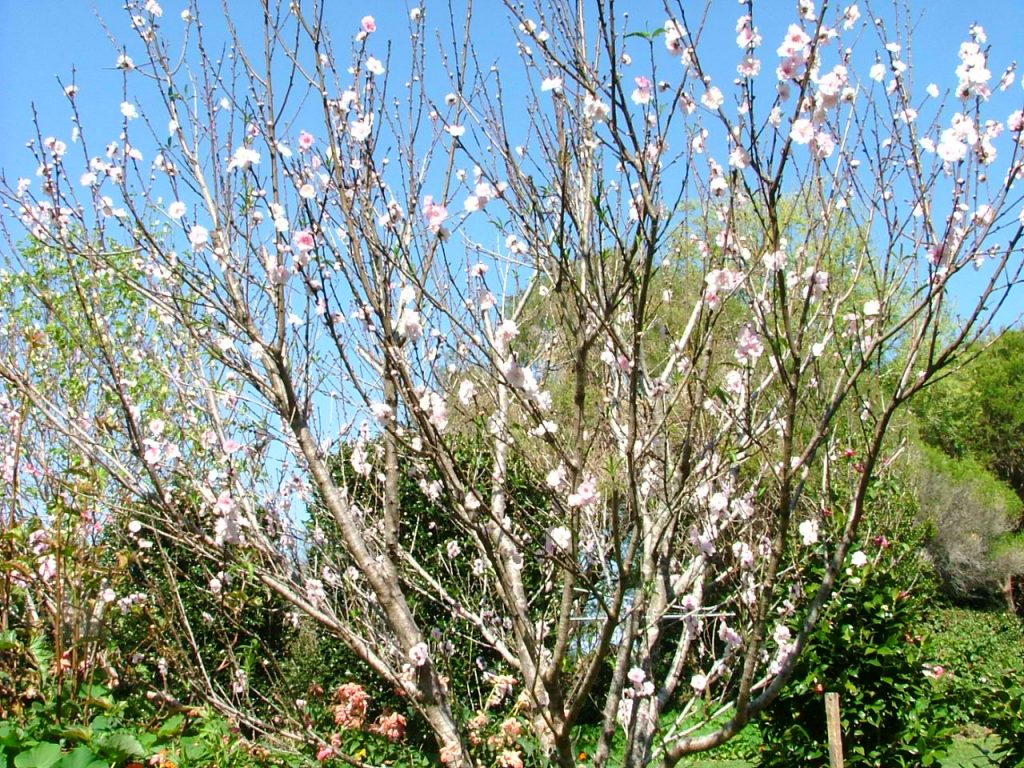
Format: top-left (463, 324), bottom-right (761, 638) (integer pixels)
top-left (943, 733), bottom-right (1003, 767)
top-left (667, 733), bottom-right (1003, 768)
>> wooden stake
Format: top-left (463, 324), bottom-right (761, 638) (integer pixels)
top-left (825, 692), bottom-right (844, 768)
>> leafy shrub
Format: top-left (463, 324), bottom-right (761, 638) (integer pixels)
top-left (923, 607), bottom-right (1024, 724)
top-left (924, 607), bottom-right (1024, 766)
top-left (758, 538), bottom-right (956, 767)
top-left (979, 672), bottom-right (1024, 768)
top-left (0, 679), bottom-right (307, 768)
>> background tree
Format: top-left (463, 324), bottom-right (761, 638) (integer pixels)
top-left (2, 2), bottom-right (1023, 767)
top-left (914, 329), bottom-right (1024, 500)
top-left (911, 330), bottom-right (1024, 610)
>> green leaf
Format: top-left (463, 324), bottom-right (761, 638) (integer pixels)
top-left (93, 733), bottom-right (144, 761)
top-left (0, 723), bottom-right (24, 748)
top-left (156, 715), bottom-right (185, 739)
top-left (0, 630), bottom-right (20, 650)
top-left (14, 742), bottom-right (63, 768)
top-left (57, 746), bottom-right (106, 768)
top-left (58, 727), bottom-right (91, 744)
top-left (87, 717), bottom-right (113, 734)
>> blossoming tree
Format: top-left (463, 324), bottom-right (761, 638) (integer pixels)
top-left (2, 0), bottom-right (1022, 765)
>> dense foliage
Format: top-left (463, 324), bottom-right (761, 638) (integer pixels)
top-left (758, 510), bottom-right (957, 767)
top-left (924, 607), bottom-right (1024, 767)
top-left (914, 330), bottom-right (1024, 504)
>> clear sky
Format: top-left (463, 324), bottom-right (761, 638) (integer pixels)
top-left (4, 0), bottom-right (1024, 183)
top-left (2, 1), bottom-right (1023, 325)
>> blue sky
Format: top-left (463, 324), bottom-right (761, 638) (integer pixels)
top-left (3, 0), bottom-right (1024, 183)
top-left (1, 0), bottom-right (1023, 327)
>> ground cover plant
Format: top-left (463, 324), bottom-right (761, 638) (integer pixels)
top-left (1, 0), bottom-right (1023, 766)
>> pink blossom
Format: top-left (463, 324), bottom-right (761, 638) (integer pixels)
top-left (936, 129), bottom-right (967, 163)
top-left (439, 744), bottom-right (462, 765)
top-left (776, 24), bottom-right (811, 61)
top-left (370, 402), bottom-right (393, 423)
top-left (420, 391), bottom-right (448, 432)
top-left (735, 324), bottom-right (764, 363)
top-left (584, 94), bottom-right (610, 121)
top-left (227, 146), bottom-right (260, 171)
top-left (737, 56), bottom-right (762, 78)
top-left (495, 319), bottom-right (519, 347)
top-left (298, 130), bottom-right (314, 151)
top-left (724, 370), bottom-right (745, 396)
top-left (690, 526), bottom-right (717, 556)
top-left (464, 181), bottom-right (498, 213)
top-left (350, 115), bottom-right (373, 142)
top-left (409, 641), bottom-right (429, 667)
top-left (293, 230), bottom-right (315, 252)
top-left (361, 15), bottom-right (376, 34)
top-left (215, 491), bottom-right (236, 516)
top-left (665, 19), bottom-right (686, 54)
top-left (808, 270), bottom-right (830, 300)
top-left (812, 131), bottom-right (835, 159)
top-left (736, 15), bottom-right (761, 49)
top-left (842, 4), bottom-right (861, 29)
top-left (956, 40), bottom-right (991, 99)
top-left (500, 357), bottom-right (538, 393)
top-left (567, 476), bottom-right (600, 509)
top-left (457, 379), bottom-right (476, 404)
top-left (38, 555), bottom-right (57, 582)
top-left (703, 268), bottom-right (742, 308)
top-left (790, 118), bottom-right (815, 144)
top-left (718, 622), bottom-right (743, 647)
top-left (548, 526), bottom-right (571, 551)
top-left (798, 519), bottom-right (819, 546)
top-left (728, 146), bottom-right (751, 169)
top-left (701, 86), bottom-right (724, 110)
top-left (422, 196), bottom-right (448, 233)
top-left (631, 76), bottom-right (653, 105)
top-left (546, 464), bottom-right (566, 489)
top-left (397, 308), bottom-right (423, 340)
top-left (762, 249), bottom-right (786, 271)
top-left (188, 225), bottom-right (210, 249)
top-left (143, 438), bottom-right (162, 465)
